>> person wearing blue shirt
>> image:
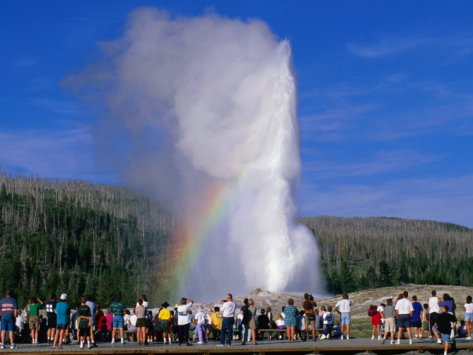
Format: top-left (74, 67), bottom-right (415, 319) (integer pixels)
top-left (411, 296), bottom-right (424, 339)
top-left (52, 294), bottom-right (71, 349)
top-left (0, 290), bottom-right (19, 349)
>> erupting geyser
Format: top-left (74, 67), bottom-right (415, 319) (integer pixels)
top-left (68, 8), bottom-right (322, 300)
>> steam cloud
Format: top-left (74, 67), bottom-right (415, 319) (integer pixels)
top-left (68, 8), bottom-right (322, 300)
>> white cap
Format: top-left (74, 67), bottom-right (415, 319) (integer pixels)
top-left (60, 293), bottom-right (68, 300)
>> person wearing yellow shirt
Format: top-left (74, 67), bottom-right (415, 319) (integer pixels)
top-left (157, 302), bottom-right (172, 344)
top-left (210, 306), bottom-right (223, 340)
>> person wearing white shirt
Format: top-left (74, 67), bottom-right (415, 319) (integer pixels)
top-left (395, 291), bottom-right (414, 344)
top-left (334, 293), bottom-right (352, 340)
top-left (428, 290), bottom-right (440, 338)
top-left (177, 297), bottom-right (194, 346)
top-left (218, 294), bottom-right (237, 346)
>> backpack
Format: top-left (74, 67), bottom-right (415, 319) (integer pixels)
top-left (368, 305), bottom-right (378, 317)
top-left (303, 300), bottom-right (313, 311)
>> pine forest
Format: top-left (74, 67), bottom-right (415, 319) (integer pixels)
top-left (1, 170), bottom-right (472, 308)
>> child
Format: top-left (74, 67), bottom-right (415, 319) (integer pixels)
top-left (419, 303), bottom-right (430, 338)
top-left (78, 297), bottom-right (92, 349)
top-left (321, 306), bottom-right (334, 340)
top-left (458, 320), bottom-right (467, 338)
top-left (433, 306), bottom-right (457, 355)
top-left (296, 310), bottom-right (305, 340)
top-left (275, 314), bottom-right (285, 339)
top-left (333, 321), bottom-right (342, 339)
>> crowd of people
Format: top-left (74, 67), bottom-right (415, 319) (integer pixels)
top-left (367, 290), bottom-right (473, 355)
top-left (0, 289), bottom-right (471, 354)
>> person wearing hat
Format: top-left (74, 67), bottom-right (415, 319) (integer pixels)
top-left (52, 294), bottom-right (70, 349)
top-left (195, 306), bottom-right (208, 344)
top-left (157, 302), bottom-right (172, 344)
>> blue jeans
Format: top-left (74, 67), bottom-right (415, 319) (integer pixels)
top-left (220, 317), bottom-right (235, 345)
top-left (178, 323), bottom-right (190, 344)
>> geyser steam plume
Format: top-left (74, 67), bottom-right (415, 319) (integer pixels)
top-left (68, 8), bottom-right (322, 300)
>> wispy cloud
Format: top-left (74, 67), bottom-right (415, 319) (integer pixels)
top-left (15, 59), bottom-right (37, 66)
top-left (299, 174), bottom-right (473, 228)
top-left (347, 33), bottom-right (473, 58)
top-left (0, 127), bottom-right (113, 182)
top-left (303, 150), bottom-right (440, 180)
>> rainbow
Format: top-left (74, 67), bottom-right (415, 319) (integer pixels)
top-left (163, 180), bottom-right (238, 294)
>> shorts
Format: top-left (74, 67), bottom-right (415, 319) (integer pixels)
top-left (29, 316), bottom-right (40, 331)
top-left (433, 326), bottom-right (451, 342)
top-left (385, 318), bottom-right (396, 333)
top-left (136, 318), bottom-right (147, 327)
top-left (412, 320), bottom-right (422, 328)
top-left (47, 315), bottom-right (57, 328)
top-left (340, 312), bottom-right (351, 325)
top-left (306, 313), bottom-right (316, 325)
top-left (465, 313), bottom-right (473, 322)
top-left (249, 318), bottom-right (257, 330)
top-left (422, 321), bottom-right (429, 330)
top-left (397, 314), bottom-right (411, 329)
top-left (79, 328), bottom-right (90, 337)
top-left (1, 314), bottom-right (15, 332)
top-left (56, 324), bottom-right (68, 331)
top-left (371, 312), bottom-right (381, 325)
top-left (90, 324), bottom-right (96, 331)
top-left (161, 320), bottom-right (170, 333)
top-left (113, 315), bottom-right (124, 329)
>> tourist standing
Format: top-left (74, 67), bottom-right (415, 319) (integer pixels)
top-left (218, 293), bottom-right (237, 346)
top-left (85, 295), bottom-right (97, 347)
top-left (334, 292), bottom-right (351, 340)
top-left (46, 295), bottom-right (57, 344)
top-left (177, 297), bottom-right (194, 346)
top-left (395, 291), bottom-right (414, 344)
top-left (78, 296), bottom-right (92, 349)
top-left (28, 297), bottom-right (43, 344)
top-left (0, 290), bottom-right (18, 349)
top-left (158, 302), bottom-right (172, 344)
top-left (411, 295), bottom-right (423, 338)
top-left (302, 293), bottom-right (316, 341)
top-left (109, 294), bottom-right (126, 344)
top-left (52, 294), bottom-right (70, 349)
top-left (382, 299), bottom-right (396, 344)
top-left (247, 299), bottom-right (258, 345)
top-left (194, 305), bottom-right (207, 344)
top-left (135, 299), bottom-right (147, 345)
top-left (429, 290), bottom-right (440, 337)
top-left (284, 299), bottom-right (297, 342)
top-left (463, 296), bottom-right (473, 340)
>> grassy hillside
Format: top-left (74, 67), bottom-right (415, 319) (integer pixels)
top-left (300, 216), bottom-right (473, 294)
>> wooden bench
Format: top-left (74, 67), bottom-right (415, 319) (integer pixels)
top-left (257, 327), bottom-right (335, 341)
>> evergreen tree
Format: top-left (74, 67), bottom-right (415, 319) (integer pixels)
top-left (378, 260), bottom-right (393, 287)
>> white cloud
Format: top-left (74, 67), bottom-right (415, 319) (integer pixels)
top-left (0, 127), bottom-right (110, 182)
top-left (299, 174), bottom-right (473, 228)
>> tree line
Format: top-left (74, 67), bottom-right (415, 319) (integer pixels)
top-left (0, 170), bottom-right (179, 308)
top-left (299, 216), bottom-right (473, 294)
top-left (2, 169), bottom-right (472, 307)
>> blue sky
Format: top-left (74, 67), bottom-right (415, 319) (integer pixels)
top-left (1, 1), bottom-right (472, 227)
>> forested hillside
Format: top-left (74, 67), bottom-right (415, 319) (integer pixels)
top-left (300, 216), bottom-right (473, 294)
top-left (2, 169), bottom-right (472, 307)
top-left (0, 170), bottom-right (177, 307)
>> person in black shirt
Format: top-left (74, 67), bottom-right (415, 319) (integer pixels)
top-left (433, 306), bottom-right (457, 355)
top-left (78, 297), bottom-right (92, 349)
